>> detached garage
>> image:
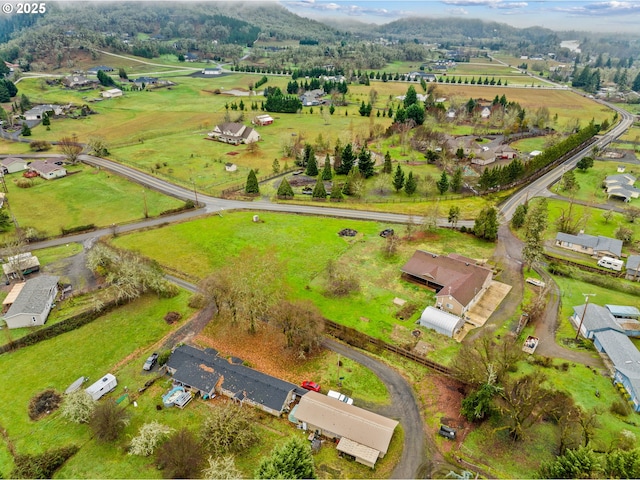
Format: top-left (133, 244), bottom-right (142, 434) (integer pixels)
top-left (419, 306), bottom-right (465, 338)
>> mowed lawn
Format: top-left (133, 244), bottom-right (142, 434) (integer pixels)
top-left (110, 211), bottom-right (496, 352)
top-left (0, 291), bottom-right (194, 476)
top-left (0, 164), bottom-right (184, 239)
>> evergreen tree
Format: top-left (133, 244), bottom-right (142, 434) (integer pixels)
top-left (255, 436), bottom-right (316, 479)
top-left (97, 70), bottom-right (115, 87)
top-left (450, 167), bottom-right (463, 193)
top-left (392, 165), bottom-right (405, 192)
top-left (522, 199), bottom-right (548, 266)
top-left (383, 151), bottom-right (392, 174)
top-left (342, 167), bottom-right (358, 196)
top-left (474, 207), bottom-right (498, 241)
top-left (277, 177), bottom-right (294, 198)
top-left (436, 171), bottom-right (449, 195)
top-left (42, 112), bottom-right (50, 126)
top-left (321, 154), bottom-right (333, 180)
top-left (21, 123), bottom-right (31, 136)
top-left (357, 146), bottom-right (375, 179)
top-left (304, 146), bottom-right (318, 176)
top-left (330, 184), bottom-right (343, 201)
top-left (337, 143), bottom-right (355, 175)
top-left (405, 103), bottom-right (425, 125)
top-left (312, 177), bottom-right (327, 198)
top-left (245, 169), bottom-right (260, 195)
top-left (332, 140), bottom-right (342, 174)
top-left (510, 204), bottom-right (528, 229)
top-left (404, 171), bottom-right (417, 196)
top-left (2, 79), bottom-right (17, 97)
top-left (633, 72), bottom-right (640, 92)
top-left (0, 83), bottom-right (10, 103)
top-left (19, 94), bottom-right (30, 112)
top-left (404, 85), bottom-right (418, 108)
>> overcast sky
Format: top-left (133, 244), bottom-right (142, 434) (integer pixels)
top-left (281, 0), bottom-right (640, 33)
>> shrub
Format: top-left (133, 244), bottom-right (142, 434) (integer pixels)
top-left (200, 403), bottom-right (258, 455)
top-left (610, 399), bottom-right (632, 417)
top-left (157, 350), bottom-right (172, 366)
top-left (164, 311), bottom-right (182, 324)
top-left (60, 390), bottom-right (95, 424)
top-left (129, 421), bottom-right (174, 456)
top-left (89, 399), bottom-right (130, 443)
top-left (156, 428), bottom-right (205, 479)
top-left (15, 178), bottom-right (34, 188)
top-left (28, 389), bottom-right (62, 420)
top-left (11, 445), bottom-right (79, 479)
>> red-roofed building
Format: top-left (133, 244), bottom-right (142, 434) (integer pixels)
top-left (400, 250), bottom-right (493, 317)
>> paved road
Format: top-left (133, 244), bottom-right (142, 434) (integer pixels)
top-left (499, 103), bottom-right (635, 221)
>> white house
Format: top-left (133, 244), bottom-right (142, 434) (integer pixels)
top-left (24, 104), bottom-right (63, 121)
top-left (208, 123), bottom-right (260, 145)
top-left (101, 88), bottom-right (123, 98)
top-left (3, 275), bottom-right (59, 329)
top-left (28, 160), bottom-right (67, 180)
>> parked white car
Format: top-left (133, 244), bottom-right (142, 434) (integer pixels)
top-left (327, 389), bottom-right (353, 405)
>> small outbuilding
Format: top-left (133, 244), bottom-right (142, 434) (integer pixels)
top-left (101, 88), bottom-right (123, 99)
top-left (419, 306), bottom-right (465, 338)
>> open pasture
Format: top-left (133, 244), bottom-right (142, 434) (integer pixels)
top-left (0, 164), bottom-right (184, 239)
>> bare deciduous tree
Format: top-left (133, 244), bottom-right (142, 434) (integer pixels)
top-left (496, 372), bottom-right (555, 441)
top-left (157, 428), bottom-right (205, 479)
top-left (450, 332), bottom-right (522, 387)
top-left (58, 136), bottom-right (83, 164)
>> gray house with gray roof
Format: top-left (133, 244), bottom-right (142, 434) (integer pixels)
top-left (555, 232), bottom-right (623, 258)
top-left (626, 255), bottom-right (640, 281)
top-left (3, 275), bottom-right (59, 329)
top-left (603, 174), bottom-right (640, 202)
top-left (592, 329), bottom-right (640, 412)
top-left (571, 304), bottom-right (624, 339)
top-left (165, 345), bottom-right (305, 415)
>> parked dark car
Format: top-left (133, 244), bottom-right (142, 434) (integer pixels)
top-left (143, 352), bottom-right (159, 371)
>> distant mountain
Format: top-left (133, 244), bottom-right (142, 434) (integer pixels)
top-left (369, 17), bottom-right (560, 50)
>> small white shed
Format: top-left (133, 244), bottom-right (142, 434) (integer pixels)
top-left (102, 88), bottom-right (122, 98)
top-left (419, 306), bottom-right (465, 338)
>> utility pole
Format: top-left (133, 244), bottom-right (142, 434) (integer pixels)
top-left (575, 293), bottom-right (596, 340)
top-left (191, 178), bottom-right (199, 206)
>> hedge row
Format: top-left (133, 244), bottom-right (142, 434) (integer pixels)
top-left (0, 300), bottom-right (120, 355)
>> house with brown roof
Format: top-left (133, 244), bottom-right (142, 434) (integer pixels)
top-left (400, 250), bottom-right (493, 317)
top-left (293, 391), bottom-right (398, 468)
top-left (29, 160), bottom-right (67, 180)
top-left (208, 123), bottom-right (260, 145)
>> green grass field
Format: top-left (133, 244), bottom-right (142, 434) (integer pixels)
top-left (0, 164), bottom-right (184, 240)
top-left (11, 71), bottom-right (616, 198)
top-left (0, 291), bottom-right (194, 476)
top-left (110, 211), bottom-right (496, 347)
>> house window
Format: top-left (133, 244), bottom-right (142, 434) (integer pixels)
top-left (446, 303), bottom-right (453, 310)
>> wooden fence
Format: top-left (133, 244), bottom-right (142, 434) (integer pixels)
top-left (323, 318), bottom-right (453, 377)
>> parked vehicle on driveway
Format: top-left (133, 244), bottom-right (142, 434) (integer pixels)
top-left (327, 389), bottom-right (353, 405)
top-left (301, 380), bottom-right (321, 392)
top-left (143, 352), bottom-right (159, 371)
